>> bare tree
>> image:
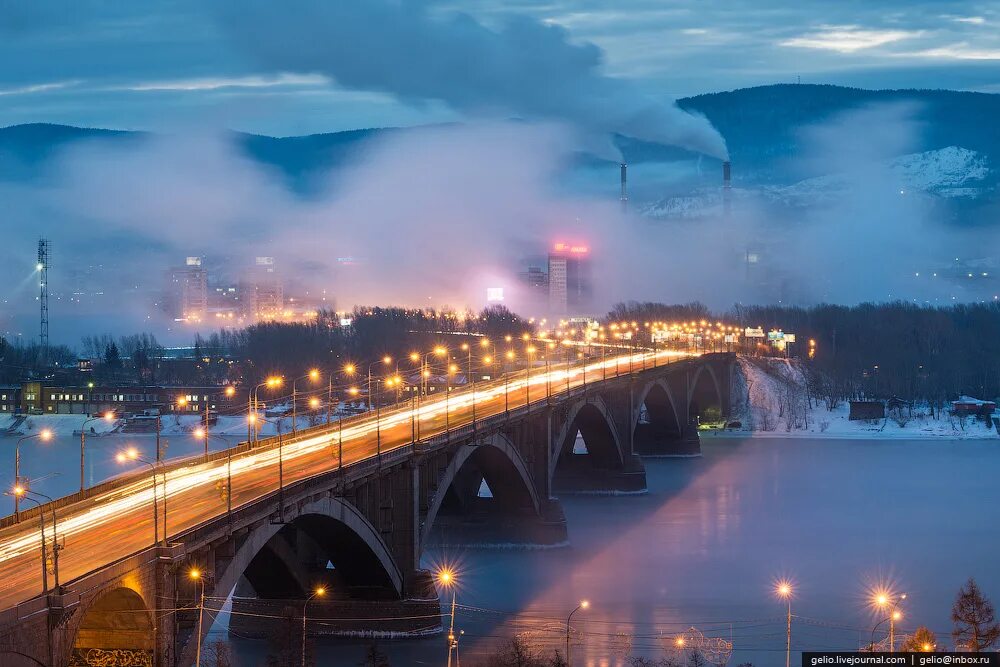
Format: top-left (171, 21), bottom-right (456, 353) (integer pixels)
top-left (952, 578), bottom-right (1000, 652)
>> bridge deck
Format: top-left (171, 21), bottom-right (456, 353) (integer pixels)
top-left (0, 350), bottom-right (708, 613)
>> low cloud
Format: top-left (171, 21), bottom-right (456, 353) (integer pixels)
top-left (780, 25), bottom-right (923, 53)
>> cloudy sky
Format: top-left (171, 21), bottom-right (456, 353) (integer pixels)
top-left (1, 0), bottom-right (999, 136)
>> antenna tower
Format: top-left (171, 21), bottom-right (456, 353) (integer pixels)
top-left (38, 238), bottom-right (50, 361)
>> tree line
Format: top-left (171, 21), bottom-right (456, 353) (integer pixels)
top-left (612, 300), bottom-right (1000, 406)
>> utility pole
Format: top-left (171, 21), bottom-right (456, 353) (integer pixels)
top-left (37, 239), bottom-right (50, 364)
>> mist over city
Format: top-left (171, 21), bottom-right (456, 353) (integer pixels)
top-left (2, 2), bottom-right (1000, 667)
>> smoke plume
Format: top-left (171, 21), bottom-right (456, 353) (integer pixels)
top-left (212, 0), bottom-right (728, 160)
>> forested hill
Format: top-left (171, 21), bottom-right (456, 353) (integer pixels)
top-left (677, 84), bottom-right (1000, 180)
top-left (2, 84), bottom-right (998, 186)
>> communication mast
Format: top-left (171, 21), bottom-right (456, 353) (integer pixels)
top-left (37, 238), bottom-right (50, 361)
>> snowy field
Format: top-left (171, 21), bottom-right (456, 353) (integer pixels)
top-left (720, 356), bottom-right (999, 440)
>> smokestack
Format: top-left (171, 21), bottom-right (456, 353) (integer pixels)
top-left (722, 160), bottom-right (732, 215)
top-left (620, 162), bottom-right (628, 213)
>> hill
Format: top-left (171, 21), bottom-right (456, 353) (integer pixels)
top-left (2, 84), bottom-right (999, 192)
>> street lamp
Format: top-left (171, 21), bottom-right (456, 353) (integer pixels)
top-left (13, 429), bottom-right (52, 520)
top-left (190, 568), bottom-right (209, 666)
top-left (24, 488), bottom-right (60, 591)
top-left (446, 362), bottom-right (459, 436)
top-left (194, 429), bottom-right (233, 518)
top-left (776, 581), bottom-right (793, 667)
top-left (417, 347), bottom-right (448, 440)
top-left (251, 415), bottom-right (286, 522)
top-left (871, 591), bottom-right (906, 652)
top-left (291, 369), bottom-right (321, 435)
top-left (438, 568), bottom-right (459, 667)
top-left (302, 586), bottom-right (326, 667)
top-left (566, 599), bottom-right (589, 666)
top-left (116, 447), bottom-right (163, 546)
top-left (6, 486), bottom-right (52, 593)
top-left (79, 411), bottom-right (115, 491)
top-left (250, 376), bottom-right (283, 444)
top-left (191, 387), bottom-right (236, 461)
top-left (362, 357), bottom-right (392, 467)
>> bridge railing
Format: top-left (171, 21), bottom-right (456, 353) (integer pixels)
top-left (0, 350), bottom-right (728, 531)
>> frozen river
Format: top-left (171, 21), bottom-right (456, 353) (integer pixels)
top-left (8, 432), bottom-right (1000, 665)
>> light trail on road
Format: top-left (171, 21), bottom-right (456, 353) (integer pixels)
top-left (0, 349), bottom-right (697, 610)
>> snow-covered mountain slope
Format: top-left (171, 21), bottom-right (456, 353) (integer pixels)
top-left (641, 146), bottom-right (992, 219)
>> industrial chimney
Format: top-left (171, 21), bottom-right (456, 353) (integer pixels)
top-left (722, 160), bottom-right (732, 215)
top-left (620, 162), bottom-right (628, 212)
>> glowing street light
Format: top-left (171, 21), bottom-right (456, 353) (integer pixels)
top-left (775, 581), bottom-right (793, 667)
top-left (302, 586), bottom-right (326, 667)
top-left (292, 370), bottom-right (322, 435)
top-left (566, 599), bottom-right (590, 666)
top-left (870, 590), bottom-right (906, 652)
top-left (13, 429), bottom-right (52, 520)
top-left (189, 568), bottom-right (209, 666)
top-left (79, 411), bottom-right (116, 491)
top-left (116, 448), bottom-right (163, 546)
top-left (250, 376), bottom-right (284, 444)
top-left (437, 568), bottom-right (460, 667)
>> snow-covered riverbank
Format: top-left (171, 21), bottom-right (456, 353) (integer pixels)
top-left (725, 356), bottom-right (998, 440)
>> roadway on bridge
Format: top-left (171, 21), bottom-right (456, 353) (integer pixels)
top-left (0, 349), bottom-right (694, 612)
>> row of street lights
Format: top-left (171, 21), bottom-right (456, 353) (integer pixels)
top-left (775, 581), bottom-right (918, 662)
top-left (5, 340), bottom-right (644, 617)
top-left (436, 567), bottom-right (590, 667)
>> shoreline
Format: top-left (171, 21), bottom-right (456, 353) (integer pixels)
top-left (702, 427), bottom-right (998, 440)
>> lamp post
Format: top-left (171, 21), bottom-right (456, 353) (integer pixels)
top-left (524, 343), bottom-right (537, 415)
top-left (566, 599), bottom-right (590, 666)
top-left (504, 350), bottom-right (515, 415)
top-left (302, 586), bottom-right (326, 667)
top-left (189, 569), bottom-right (208, 666)
top-left (79, 411), bottom-right (115, 491)
top-left (291, 369), bottom-right (321, 435)
top-left (776, 582), bottom-right (793, 667)
top-left (116, 447), bottom-right (162, 546)
top-left (438, 569), bottom-right (459, 667)
top-left (343, 385), bottom-right (359, 479)
top-left (363, 357), bottom-right (392, 466)
top-left (7, 488), bottom-right (48, 593)
top-left (195, 429), bottom-right (233, 518)
top-left (461, 342), bottom-right (477, 425)
top-left (446, 362), bottom-right (459, 437)
top-left (871, 591), bottom-right (906, 652)
top-left (250, 376), bottom-right (283, 444)
top-left (420, 347), bottom-right (448, 439)
top-left (26, 488), bottom-right (59, 590)
top-left (13, 429), bottom-right (52, 520)
top-left (253, 415), bottom-right (285, 522)
top-left (408, 353), bottom-right (421, 442)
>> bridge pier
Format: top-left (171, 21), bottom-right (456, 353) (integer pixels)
top-left (552, 453), bottom-right (647, 494)
top-left (634, 422), bottom-right (702, 457)
top-left (426, 497), bottom-right (568, 547)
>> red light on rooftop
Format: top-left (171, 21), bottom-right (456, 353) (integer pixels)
top-left (552, 241), bottom-right (590, 255)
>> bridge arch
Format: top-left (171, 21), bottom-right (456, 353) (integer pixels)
top-left (689, 363), bottom-right (725, 425)
top-left (210, 496), bottom-right (403, 604)
top-left (421, 433), bottom-right (541, 549)
top-left (70, 586), bottom-right (154, 664)
top-left (631, 378), bottom-right (687, 455)
top-left (550, 395), bottom-right (625, 483)
top-left (632, 378), bottom-right (684, 436)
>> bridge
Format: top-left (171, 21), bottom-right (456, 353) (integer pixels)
top-left (0, 350), bottom-right (733, 667)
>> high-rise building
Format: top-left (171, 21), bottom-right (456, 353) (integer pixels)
top-left (547, 242), bottom-right (592, 315)
top-left (166, 257), bottom-right (208, 322)
top-left (240, 256), bottom-right (284, 321)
